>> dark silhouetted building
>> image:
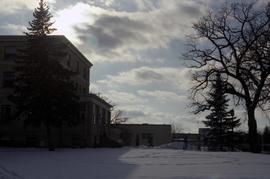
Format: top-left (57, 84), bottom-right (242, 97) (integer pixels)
top-left (0, 36), bottom-right (112, 147)
top-left (110, 124), bottom-right (172, 146)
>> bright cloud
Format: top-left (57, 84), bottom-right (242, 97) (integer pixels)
top-left (105, 90), bottom-right (148, 105)
top-left (56, 0), bottom-right (208, 63)
top-left (137, 90), bottom-right (187, 103)
top-left (1, 0), bottom-right (258, 132)
top-left (54, 3), bottom-right (97, 45)
top-left (0, 0), bottom-right (55, 15)
top-left (98, 67), bottom-right (192, 92)
top-left (0, 24), bottom-right (26, 34)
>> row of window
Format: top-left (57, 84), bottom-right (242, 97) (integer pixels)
top-left (93, 106), bottom-right (110, 126)
top-left (93, 114), bottom-right (110, 125)
top-left (141, 133), bottom-right (154, 139)
top-left (0, 103), bottom-right (110, 124)
top-left (2, 71), bottom-right (15, 88)
top-left (79, 103), bottom-right (110, 126)
top-left (0, 72), bottom-right (88, 94)
top-left (74, 82), bottom-right (87, 94)
top-left (0, 105), bottom-right (11, 121)
top-left (1, 46), bottom-right (89, 82)
top-left (66, 54), bottom-right (88, 81)
top-left (0, 47), bottom-right (17, 61)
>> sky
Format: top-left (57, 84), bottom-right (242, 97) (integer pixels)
top-left (0, 0), bottom-right (269, 133)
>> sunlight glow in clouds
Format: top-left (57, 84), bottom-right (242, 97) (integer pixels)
top-left (54, 3), bottom-right (96, 45)
top-left (2, 0), bottom-right (268, 132)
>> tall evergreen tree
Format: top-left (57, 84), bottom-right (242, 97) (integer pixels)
top-left (26, 0), bottom-right (56, 36)
top-left (11, 0), bottom-right (79, 151)
top-left (203, 73), bottom-right (240, 151)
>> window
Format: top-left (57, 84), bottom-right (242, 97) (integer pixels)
top-left (96, 106), bottom-right (100, 125)
top-left (0, 105), bottom-right (11, 121)
top-left (67, 59), bottom-right (71, 68)
top-left (80, 113), bottom-right (85, 120)
top-left (80, 103), bottom-right (86, 111)
top-left (93, 115), bottom-right (96, 125)
top-left (142, 133), bottom-right (152, 139)
top-left (107, 111), bottom-right (111, 124)
top-left (76, 61), bottom-right (79, 73)
top-left (83, 68), bottom-right (88, 80)
top-left (74, 83), bottom-right (78, 91)
top-left (2, 71), bottom-right (14, 88)
top-left (4, 47), bottom-right (16, 60)
top-left (102, 109), bottom-right (106, 125)
top-left (66, 53), bottom-right (71, 68)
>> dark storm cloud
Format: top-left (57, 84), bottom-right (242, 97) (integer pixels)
top-left (88, 26), bottom-right (123, 49)
top-left (50, 0), bottom-right (77, 10)
top-left (109, 0), bottom-right (143, 12)
top-left (76, 15), bottom-right (151, 53)
top-left (136, 38), bottom-right (186, 67)
top-left (95, 15), bottom-right (150, 31)
top-left (0, 9), bottom-right (32, 34)
top-left (124, 110), bottom-right (147, 118)
top-left (135, 69), bottom-right (164, 81)
top-left (178, 3), bottom-right (202, 18)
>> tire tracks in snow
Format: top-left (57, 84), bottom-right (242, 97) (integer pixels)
top-left (0, 165), bottom-right (24, 179)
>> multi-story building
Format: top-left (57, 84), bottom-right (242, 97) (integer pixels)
top-left (0, 35), bottom-right (112, 147)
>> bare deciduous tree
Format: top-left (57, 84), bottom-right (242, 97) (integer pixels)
top-left (171, 122), bottom-right (184, 134)
top-left (111, 109), bottom-right (128, 124)
top-left (185, 2), bottom-right (270, 152)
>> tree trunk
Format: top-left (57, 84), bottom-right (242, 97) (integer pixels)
top-left (231, 127), bottom-right (234, 151)
top-left (58, 121), bottom-right (63, 147)
top-left (46, 120), bottom-right (55, 151)
top-left (247, 108), bottom-right (260, 153)
top-left (219, 122), bottom-right (223, 151)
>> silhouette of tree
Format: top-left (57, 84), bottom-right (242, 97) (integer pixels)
top-left (111, 109), bottom-right (128, 124)
top-left (11, 0), bottom-right (79, 151)
top-left (264, 126), bottom-right (270, 141)
top-left (171, 122), bottom-right (184, 134)
top-left (26, 0), bottom-right (56, 36)
top-left (225, 110), bottom-right (241, 151)
top-left (185, 1), bottom-right (270, 152)
top-left (263, 126), bottom-right (270, 151)
top-left (203, 73), bottom-right (240, 151)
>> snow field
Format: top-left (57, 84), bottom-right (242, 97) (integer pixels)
top-left (0, 148), bottom-right (269, 179)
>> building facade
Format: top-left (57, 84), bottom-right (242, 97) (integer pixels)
top-left (0, 36), bottom-right (112, 147)
top-left (110, 124), bottom-right (172, 147)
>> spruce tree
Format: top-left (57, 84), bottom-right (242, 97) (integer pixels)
top-left (203, 73), bottom-right (240, 151)
top-left (11, 0), bottom-right (79, 151)
top-left (26, 0), bottom-right (56, 36)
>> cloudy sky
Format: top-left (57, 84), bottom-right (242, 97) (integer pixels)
top-left (1, 0), bottom-right (269, 132)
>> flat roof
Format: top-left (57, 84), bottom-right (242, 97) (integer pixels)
top-left (0, 35), bottom-right (93, 67)
top-left (80, 93), bottom-right (113, 108)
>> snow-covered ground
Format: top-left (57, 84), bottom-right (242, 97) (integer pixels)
top-left (0, 148), bottom-right (270, 179)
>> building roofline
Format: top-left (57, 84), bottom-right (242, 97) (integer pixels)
top-left (0, 35), bottom-right (27, 41)
top-left (0, 35), bottom-right (93, 67)
top-left (61, 36), bottom-right (93, 67)
top-left (89, 93), bottom-right (113, 108)
top-left (80, 93), bottom-right (113, 108)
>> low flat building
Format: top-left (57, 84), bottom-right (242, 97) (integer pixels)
top-left (110, 124), bottom-right (172, 147)
top-left (172, 133), bottom-right (200, 150)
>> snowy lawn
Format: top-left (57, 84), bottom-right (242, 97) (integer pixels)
top-left (0, 148), bottom-right (269, 179)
